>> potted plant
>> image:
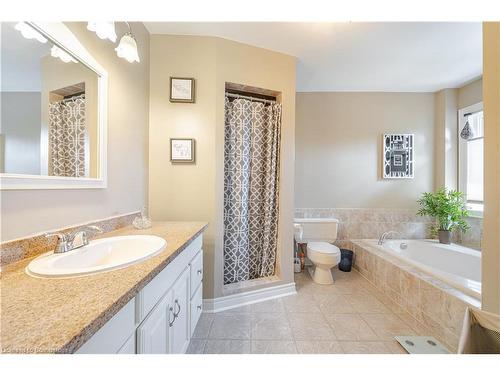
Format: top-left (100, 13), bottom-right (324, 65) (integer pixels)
top-left (417, 188), bottom-right (469, 244)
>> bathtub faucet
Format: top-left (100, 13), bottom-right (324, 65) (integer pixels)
top-left (378, 231), bottom-right (402, 245)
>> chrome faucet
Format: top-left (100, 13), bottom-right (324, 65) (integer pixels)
top-left (45, 225), bottom-right (103, 254)
top-left (378, 230), bottom-right (401, 245)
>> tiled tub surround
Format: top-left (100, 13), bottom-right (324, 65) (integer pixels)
top-left (348, 239), bottom-right (481, 352)
top-left (294, 208), bottom-right (433, 244)
top-left (456, 216), bottom-right (483, 250)
top-left (0, 211), bottom-right (140, 267)
top-left (295, 208), bottom-right (483, 250)
top-left (0, 221), bottom-right (207, 353)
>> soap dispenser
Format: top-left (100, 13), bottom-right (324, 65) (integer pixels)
top-left (133, 206), bottom-right (152, 229)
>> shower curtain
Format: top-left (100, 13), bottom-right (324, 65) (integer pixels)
top-left (48, 94), bottom-right (86, 177)
top-left (223, 97), bottom-right (282, 285)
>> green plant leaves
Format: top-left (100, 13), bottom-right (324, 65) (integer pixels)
top-left (417, 187), bottom-right (470, 234)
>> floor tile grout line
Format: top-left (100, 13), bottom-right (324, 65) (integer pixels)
top-left (200, 339), bottom-right (207, 354)
top-left (317, 289), bottom-right (340, 341)
top-left (282, 299), bottom-right (299, 352)
top-left (204, 313), bottom-right (217, 341)
top-left (307, 268), bottom-right (407, 348)
top-left (350, 268), bottom-right (423, 335)
top-left (205, 268), bottom-right (417, 353)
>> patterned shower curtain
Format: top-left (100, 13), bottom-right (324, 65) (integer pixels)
top-left (223, 97), bottom-right (282, 285)
top-left (48, 94), bottom-right (86, 177)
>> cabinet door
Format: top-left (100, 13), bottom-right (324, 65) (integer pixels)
top-left (189, 250), bottom-right (203, 297)
top-left (137, 290), bottom-right (173, 354)
top-left (169, 267), bottom-right (191, 354)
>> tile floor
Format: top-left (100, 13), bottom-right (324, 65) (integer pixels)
top-left (187, 267), bottom-right (435, 354)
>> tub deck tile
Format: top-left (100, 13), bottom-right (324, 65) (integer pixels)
top-left (349, 239), bottom-right (480, 352)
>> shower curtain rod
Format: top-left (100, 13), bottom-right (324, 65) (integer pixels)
top-left (225, 92), bottom-right (276, 104)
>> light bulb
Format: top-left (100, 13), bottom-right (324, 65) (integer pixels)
top-left (14, 22), bottom-right (47, 43)
top-left (115, 32), bottom-right (140, 63)
top-left (50, 45), bottom-right (77, 63)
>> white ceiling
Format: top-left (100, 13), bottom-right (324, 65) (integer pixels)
top-left (145, 22), bottom-right (483, 92)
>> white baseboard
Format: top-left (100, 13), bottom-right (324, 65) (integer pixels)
top-left (203, 282), bottom-right (296, 313)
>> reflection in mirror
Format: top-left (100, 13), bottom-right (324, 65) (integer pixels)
top-left (1, 22), bottom-right (99, 178)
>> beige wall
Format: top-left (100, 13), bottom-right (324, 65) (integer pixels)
top-left (149, 35), bottom-right (218, 298)
top-left (295, 92), bottom-right (435, 209)
top-left (434, 88), bottom-right (458, 190)
top-left (482, 23), bottom-right (500, 314)
top-left (0, 22), bottom-right (150, 241)
top-left (149, 35), bottom-right (296, 299)
top-left (458, 78), bottom-right (483, 109)
top-left (433, 78), bottom-right (483, 192)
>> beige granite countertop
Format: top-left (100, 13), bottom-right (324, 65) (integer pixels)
top-left (0, 221), bottom-right (208, 354)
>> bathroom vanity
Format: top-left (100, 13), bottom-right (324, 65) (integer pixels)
top-left (0, 222), bottom-right (207, 354)
top-left (77, 232), bottom-right (204, 354)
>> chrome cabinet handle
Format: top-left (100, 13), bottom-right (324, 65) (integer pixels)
top-left (173, 299), bottom-right (181, 317)
top-left (197, 269), bottom-right (202, 275)
top-left (197, 305), bottom-right (202, 310)
top-left (168, 306), bottom-right (175, 327)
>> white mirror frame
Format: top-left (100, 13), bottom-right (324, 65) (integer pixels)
top-left (0, 22), bottom-right (108, 190)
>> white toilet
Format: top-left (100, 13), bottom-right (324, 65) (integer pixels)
top-left (294, 218), bottom-right (341, 285)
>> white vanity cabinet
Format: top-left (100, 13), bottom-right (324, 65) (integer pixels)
top-left (76, 234), bottom-right (203, 354)
top-left (137, 290), bottom-right (173, 354)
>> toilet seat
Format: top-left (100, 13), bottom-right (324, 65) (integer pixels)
top-left (306, 242), bottom-right (341, 267)
top-left (307, 242), bottom-right (340, 254)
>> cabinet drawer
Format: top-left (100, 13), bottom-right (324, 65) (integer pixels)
top-left (136, 234), bottom-right (202, 323)
top-left (76, 299), bottom-right (135, 354)
top-left (190, 284), bottom-right (203, 333)
top-left (190, 250), bottom-right (203, 297)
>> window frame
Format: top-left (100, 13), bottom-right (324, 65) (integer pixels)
top-left (458, 101), bottom-right (484, 217)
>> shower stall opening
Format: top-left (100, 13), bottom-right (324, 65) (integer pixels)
top-left (223, 87), bottom-right (282, 286)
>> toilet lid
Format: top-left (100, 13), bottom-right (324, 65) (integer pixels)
top-left (307, 242), bottom-right (340, 254)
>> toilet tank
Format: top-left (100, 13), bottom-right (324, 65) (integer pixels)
top-left (293, 218), bottom-right (339, 243)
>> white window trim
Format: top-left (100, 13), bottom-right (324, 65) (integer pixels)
top-left (458, 101), bottom-right (484, 217)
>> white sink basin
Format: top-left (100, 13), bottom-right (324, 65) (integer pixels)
top-left (26, 235), bottom-right (166, 278)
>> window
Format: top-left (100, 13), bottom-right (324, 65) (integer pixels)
top-left (458, 102), bottom-right (484, 216)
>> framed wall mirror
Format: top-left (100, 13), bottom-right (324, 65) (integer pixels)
top-left (0, 22), bottom-right (108, 189)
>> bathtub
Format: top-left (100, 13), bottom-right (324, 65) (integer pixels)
top-left (364, 239), bottom-right (481, 299)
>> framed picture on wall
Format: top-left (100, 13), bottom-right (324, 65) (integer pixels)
top-left (383, 134), bottom-right (414, 179)
top-left (170, 138), bottom-right (195, 163)
top-left (169, 77), bottom-right (195, 103)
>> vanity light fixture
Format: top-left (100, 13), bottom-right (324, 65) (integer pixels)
top-left (14, 22), bottom-right (47, 43)
top-left (115, 22), bottom-right (140, 63)
top-left (50, 45), bottom-right (77, 63)
top-left (86, 22), bottom-right (117, 43)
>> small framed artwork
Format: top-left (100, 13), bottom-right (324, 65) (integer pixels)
top-left (169, 77), bottom-right (195, 103)
top-left (383, 134), bottom-right (414, 179)
top-left (170, 138), bottom-right (195, 163)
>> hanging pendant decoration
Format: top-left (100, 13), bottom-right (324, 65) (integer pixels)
top-left (460, 115), bottom-right (474, 140)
